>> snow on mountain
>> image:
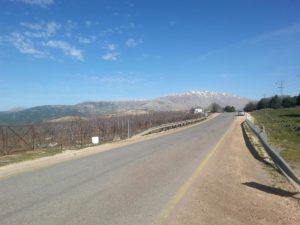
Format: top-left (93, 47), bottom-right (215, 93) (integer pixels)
top-left (143, 91), bottom-right (249, 111)
top-left (0, 90), bottom-right (250, 124)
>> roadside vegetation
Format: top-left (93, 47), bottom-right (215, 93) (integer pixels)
top-left (244, 94), bottom-right (300, 175)
top-left (244, 94), bottom-right (300, 173)
top-left (208, 102), bottom-right (236, 113)
top-left (223, 105), bottom-right (236, 112)
top-left (250, 108), bottom-right (300, 162)
top-left (0, 148), bottom-right (63, 167)
top-left (244, 94), bottom-right (300, 112)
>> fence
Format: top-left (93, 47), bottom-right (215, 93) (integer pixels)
top-left (0, 111), bottom-right (202, 155)
top-left (245, 118), bottom-right (300, 186)
top-left (0, 125), bottom-right (36, 155)
top-left (138, 117), bottom-right (207, 136)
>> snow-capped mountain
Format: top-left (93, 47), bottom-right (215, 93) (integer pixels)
top-left (143, 91), bottom-right (248, 111)
top-left (0, 91), bottom-right (250, 124)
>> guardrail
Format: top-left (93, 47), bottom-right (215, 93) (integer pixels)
top-left (245, 119), bottom-right (300, 186)
top-left (138, 117), bottom-right (207, 136)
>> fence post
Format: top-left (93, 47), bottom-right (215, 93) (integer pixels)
top-left (3, 127), bottom-right (7, 155)
top-left (127, 119), bottom-right (130, 139)
top-left (31, 125), bottom-right (35, 150)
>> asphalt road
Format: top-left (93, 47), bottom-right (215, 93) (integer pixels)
top-left (0, 113), bottom-right (235, 225)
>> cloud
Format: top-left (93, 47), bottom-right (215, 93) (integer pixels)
top-left (88, 74), bottom-right (141, 86)
top-left (125, 38), bottom-right (142, 48)
top-left (218, 73), bottom-right (232, 79)
top-left (8, 32), bottom-right (46, 58)
top-left (43, 40), bottom-right (83, 60)
top-left (84, 20), bottom-right (100, 28)
top-left (20, 22), bottom-right (43, 30)
top-left (65, 20), bottom-right (77, 31)
top-left (100, 22), bottom-right (135, 37)
top-left (101, 52), bottom-right (120, 61)
top-left (85, 20), bottom-right (92, 28)
top-left (46, 22), bottom-right (60, 36)
top-left (64, 20), bottom-right (77, 37)
top-left (78, 36), bottom-right (96, 44)
top-left (104, 43), bottom-right (117, 51)
top-left (19, 0), bottom-right (54, 7)
top-left (195, 23), bottom-right (300, 62)
top-left (246, 23), bottom-right (300, 44)
top-left (128, 22), bottom-right (135, 29)
top-left (20, 21), bottom-right (61, 39)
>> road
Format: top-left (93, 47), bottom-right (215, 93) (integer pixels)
top-left (0, 113), bottom-right (235, 225)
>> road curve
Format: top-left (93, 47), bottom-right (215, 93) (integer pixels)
top-left (0, 113), bottom-right (235, 225)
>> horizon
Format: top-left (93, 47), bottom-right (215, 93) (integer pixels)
top-left (2, 90), bottom-right (248, 112)
top-left (1, 0), bottom-right (300, 111)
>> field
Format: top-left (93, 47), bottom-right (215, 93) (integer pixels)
top-left (251, 107), bottom-right (300, 173)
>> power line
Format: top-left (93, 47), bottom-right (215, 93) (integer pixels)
top-left (276, 80), bottom-right (284, 96)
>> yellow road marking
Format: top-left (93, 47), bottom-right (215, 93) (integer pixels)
top-left (156, 119), bottom-right (235, 224)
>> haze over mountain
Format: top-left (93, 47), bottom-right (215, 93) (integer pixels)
top-left (0, 91), bottom-right (249, 125)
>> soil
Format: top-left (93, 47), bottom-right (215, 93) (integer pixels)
top-left (161, 117), bottom-right (300, 225)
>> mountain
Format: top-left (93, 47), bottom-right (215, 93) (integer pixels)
top-left (0, 91), bottom-right (249, 125)
top-left (142, 91), bottom-right (248, 111)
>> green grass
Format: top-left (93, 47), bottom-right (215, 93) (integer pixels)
top-left (251, 107), bottom-right (300, 162)
top-left (0, 148), bottom-right (63, 167)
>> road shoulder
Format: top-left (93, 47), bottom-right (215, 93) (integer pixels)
top-left (159, 117), bottom-right (300, 225)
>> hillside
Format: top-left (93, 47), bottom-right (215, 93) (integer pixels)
top-left (0, 91), bottom-right (249, 125)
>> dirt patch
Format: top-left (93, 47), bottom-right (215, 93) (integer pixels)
top-left (160, 117), bottom-right (300, 225)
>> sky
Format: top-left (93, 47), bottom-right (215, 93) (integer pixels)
top-left (0, 0), bottom-right (300, 111)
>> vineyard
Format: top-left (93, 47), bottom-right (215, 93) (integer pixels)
top-left (0, 111), bottom-right (201, 155)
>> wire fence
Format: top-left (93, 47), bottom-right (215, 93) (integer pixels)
top-left (0, 111), bottom-right (202, 155)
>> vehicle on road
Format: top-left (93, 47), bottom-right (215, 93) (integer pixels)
top-left (237, 110), bottom-right (245, 116)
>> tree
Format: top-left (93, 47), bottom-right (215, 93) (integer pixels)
top-left (224, 105), bottom-right (236, 112)
top-left (269, 95), bottom-right (282, 109)
top-left (297, 94), bottom-right (300, 106)
top-left (257, 98), bottom-right (270, 109)
top-left (244, 102), bottom-right (257, 112)
top-left (210, 102), bottom-right (222, 113)
top-left (282, 96), bottom-right (297, 108)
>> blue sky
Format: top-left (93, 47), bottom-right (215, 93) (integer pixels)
top-left (0, 0), bottom-right (300, 110)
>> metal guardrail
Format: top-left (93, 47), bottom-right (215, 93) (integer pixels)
top-left (138, 117), bottom-right (207, 136)
top-left (245, 119), bottom-right (300, 186)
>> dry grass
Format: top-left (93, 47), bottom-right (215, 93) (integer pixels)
top-left (0, 148), bottom-right (63, 167)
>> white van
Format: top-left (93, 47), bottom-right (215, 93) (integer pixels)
top-left (237, 110), bottom-right (245, 116)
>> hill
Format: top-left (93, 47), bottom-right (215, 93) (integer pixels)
top-left (0, 91), bottom-right (249, 125)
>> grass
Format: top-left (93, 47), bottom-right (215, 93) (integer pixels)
top-left (243, 122), bottom-right (297, 190)
top-left (251, 107), bottom-right (300, 163)
top-left (0, 148), bottom-right (63, 167)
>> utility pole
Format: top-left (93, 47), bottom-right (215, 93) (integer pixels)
top-left (276, 80), bottom-right (284, 97)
